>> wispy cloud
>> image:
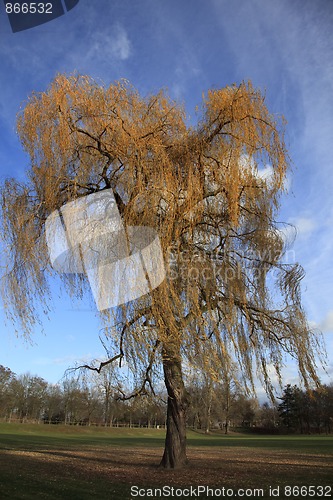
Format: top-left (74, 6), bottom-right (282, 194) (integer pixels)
top-left (212, 0), bottom-right (333, 173)
top-left (76, 23), bottom-right (132, 65)
top-left (212, 1), bottom-right (333, 366)
top-left (290, 216), bottom-right (316, 239)
top-left (0, 20), bottom-right (132, 75)
top-left (310, 309), bottom-right (333, 333)
top-left (315, 310), bottom-right (333, 334)
top-left (171, 47), bottom-right (202, 100)
top-left (33, 351), bottom-right (102, 367)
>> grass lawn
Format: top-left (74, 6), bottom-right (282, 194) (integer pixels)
top-left (0, 423), bottom-right (332, 499)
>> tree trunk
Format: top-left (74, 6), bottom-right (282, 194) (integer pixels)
top-left (205, 383), bottom-right (213, 434)
top-left (160, 342), bottom-right (189, 469)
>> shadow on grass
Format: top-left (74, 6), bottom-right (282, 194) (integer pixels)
top-left (0, 451), bottom-right (131, 500)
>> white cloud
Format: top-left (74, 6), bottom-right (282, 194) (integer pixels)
top-left (238, 156), bottom-right (292, 195)
top-left (290, 216), bottom-right (316, 238)
top-left (255, 361), bottom-right (302, 402)
top-left (257, 165), bottom-right (273, 181)
top-left (33, 352), bottom-right (102, 367)
top-left (112, 26), bottom-right (132, 60)
top-left (257, 164), bottom-right (291, 191)
top-left (172, 52), bottom-right (201, 100)
top-left (86, 24), bottom-right (131, 62)
top-left (0, 20), bottom-right (132, 82)
top-left (143, 2), bottom-right (203, 101)
top-left (318, 310), bottom-right (333, 334)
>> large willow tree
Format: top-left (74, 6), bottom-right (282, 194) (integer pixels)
top-left (1, 75), bottom-right (324, 468)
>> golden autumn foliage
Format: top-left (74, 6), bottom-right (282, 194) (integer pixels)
top-left (0, 74), bottom-right (325, 467)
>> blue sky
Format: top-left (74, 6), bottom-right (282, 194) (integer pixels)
top-left (0, 0), bottom-right (332, 392)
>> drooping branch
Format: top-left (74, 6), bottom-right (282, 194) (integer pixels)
top-left (72, 352), bottom-right (124, 375)
top-left (116, 339), bottom-right (161, 401)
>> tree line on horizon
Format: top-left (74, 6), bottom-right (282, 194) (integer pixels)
top-left (0, 364), bottom-right (332, 434)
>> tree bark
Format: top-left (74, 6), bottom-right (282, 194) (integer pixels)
top-left (160, 342), bottom-right (189, 469)
top-left (205, 382), bottom-right (213, 434)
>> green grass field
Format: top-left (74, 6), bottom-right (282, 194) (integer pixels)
top-left (0, 423), bottom-right (332, 499)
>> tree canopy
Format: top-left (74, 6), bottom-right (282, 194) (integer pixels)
top-left (0, 74), bottom-right (325, 467)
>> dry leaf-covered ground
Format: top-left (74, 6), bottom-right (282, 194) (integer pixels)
top-left (1, 443), bottom-right (332, 499)
top-left (0, 425), bottom-right (332, 499)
